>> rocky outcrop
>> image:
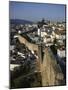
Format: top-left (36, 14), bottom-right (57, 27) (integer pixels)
top-left (17, 35), bottom-right (64, 86)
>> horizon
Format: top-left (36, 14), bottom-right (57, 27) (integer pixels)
top-left (9, 1), bottom-right (66, 22)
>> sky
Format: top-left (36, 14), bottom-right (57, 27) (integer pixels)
top-left (9, 1), bottom-right (66, 22)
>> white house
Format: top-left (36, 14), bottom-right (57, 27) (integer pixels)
top-left (55, 30), bottom-right (65, 40)
top-left (52, 31), bottom-right (56, 36)
top-left (10, 64), bottom-right (21, 71)
top-left (43, 36), bottom-right (51, 43)
top-left (52, 26), bottom-right (55, 31)
top-left (50, 35), bottom-right (55, 42)
top-left (41, 31), bottom-right (47, 37)
top-left (57, 49), bottom-right (65, 58)
top-left (32, 24), bottom-right (37, 28)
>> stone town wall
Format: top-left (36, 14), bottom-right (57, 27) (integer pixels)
top-left (41, 47), bottom-right (64, 86)
top-left (17, 35), bottom-right (64, 86)
top-left (17, 35), bottom-right (38, 51)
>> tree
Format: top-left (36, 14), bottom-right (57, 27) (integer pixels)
top-left (37, 18), bottom-right (45, 28)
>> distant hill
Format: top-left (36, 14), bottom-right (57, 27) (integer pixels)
top-left (10, 19), bottom-right (33, 24)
